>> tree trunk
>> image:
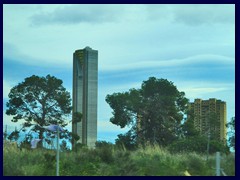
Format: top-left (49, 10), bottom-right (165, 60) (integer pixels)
top-left (39, 129), bottom-right (44, 148)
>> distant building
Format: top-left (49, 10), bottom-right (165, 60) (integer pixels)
top-left (189, 98), bottom-right (227, 144)
top-left (72, 47), bottom-right (98, 148)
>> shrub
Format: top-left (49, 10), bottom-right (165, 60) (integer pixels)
top-left (3, 141), bottom-right (235, 176)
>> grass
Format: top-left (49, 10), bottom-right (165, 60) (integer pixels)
top-left (3, 141), bottom-right (235, 176)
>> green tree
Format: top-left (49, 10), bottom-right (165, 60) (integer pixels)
top-left (106, 77), bottom-right (189, 147)
top-left (60, 140), bottom-right (70, 151)
top-left (7, 127), bottom-right (20, 142)
top-left (168, 135), bottom-right (229, 154)
top-left (208, 112), bottom-right (220, 141)
top-left (170, 108), bottom-right (229, 154)
top-left (5, 74), bottom-right (72, 147)
top-left (71, 112), bottom-right (82, 147)
top-left (95, 140), bottom-right (114, 149)
top-left (181, 109), bottom-right (200, 138)
top-left (227, 117), bottom-right (235, 150)
top-left (115, 131), bottom-right (137, 150)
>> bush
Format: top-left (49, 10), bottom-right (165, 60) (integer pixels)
top-left (3, 141), bottom-right (235, 176)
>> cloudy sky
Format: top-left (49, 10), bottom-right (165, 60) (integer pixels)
top-left (3, 4), bottom-right (235, 143)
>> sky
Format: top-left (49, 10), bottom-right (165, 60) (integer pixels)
top-left (3, 4), bottom-right (235, 143)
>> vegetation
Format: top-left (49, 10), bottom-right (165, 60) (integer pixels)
top-left (3, 140), bottom-right (235, 176)
top-left (167, 110), bottom-right (229, 154)
top-left (106, 77), bottom-right (229, 153)
top-left (106, 77), bottom-right (189, 148)
top-left (5, 74), bottom-right (76, 147)
top-left (226, 117), bottom-right (235, 150)
top-left (4, 75), bottom-right (234, 176)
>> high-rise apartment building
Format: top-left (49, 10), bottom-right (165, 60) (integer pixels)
top-left (189, 98), bottom-right (227, 144)
top-left (72, 47), bottom-right (98, 148)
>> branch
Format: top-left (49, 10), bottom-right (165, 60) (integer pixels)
top-left (22, 106), bottom-right (40, 121)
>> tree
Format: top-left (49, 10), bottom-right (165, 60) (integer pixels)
top-left (207, 112), bottom-right (220, 141)
top-left (227, 117), bottom-right (235, 150)
top-left (181, 109), bottom-right (200, 138)
top-left (7, 127), bottom-right (20, 142)
top-left (95, 140), bottom-right (114, 149)
top-left (106, 77), bottom-right (189, 147)
top-left (168, 136), bottom-right (229, 154)
top-left (5, 74), bottom-right (72, 147)
top-left (115, 131), bottom-right (137, 150)
top-left (169, 109), bottom-right (230, 154)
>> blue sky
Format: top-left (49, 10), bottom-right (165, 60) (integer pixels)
top-left (3, 4), bottom-right (235, 143)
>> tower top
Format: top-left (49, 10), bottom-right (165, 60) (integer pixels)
top-left (84, 46), bottom-right (92, 50)
top-left (74, 47), bottom-right (97, 54)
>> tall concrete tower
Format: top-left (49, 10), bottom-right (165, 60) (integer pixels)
top-left (72, 47), bottom-right (98, 148)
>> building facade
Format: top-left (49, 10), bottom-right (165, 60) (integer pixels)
top-left (72, 47), bottom-right (98, 148)
top-left (189, 98), bottom-right (227, 144)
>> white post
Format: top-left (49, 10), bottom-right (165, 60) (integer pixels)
top-left (216, 152), bottom-right (221, 176)
top-left (56, 126), bottom-right (59, 176)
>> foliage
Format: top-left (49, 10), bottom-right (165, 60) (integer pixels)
top-left (4, 141), bottom-right (235, 176)
top-left (72, 112), bottom-right (83, 124)
top-left (106, 77), bottom-right (189, 147)
top-left (208, 112), bottom-right (221, 140)
top-left (176, 108), bottom-right (229, 154)
top-left (95, 141), bottom-right (115, 163)
top-left (168, 136), bottom-right (207, 153)
top-left (95, 140), bottom-right (114, 149)
top-left (60, 140), bottom-right (71, 151)
top-left (181, 109), bottom-right (200, 138)
top-left (115, 131), bottom-right (137, 150)
top-left (226, 117), bottom-right (235, 150)
top-left (5, 74), bottom-right (72, 147)
top-left (168, 136), bottom-right (229, 154)
top-left (7, 128), bottom-right (20, 142)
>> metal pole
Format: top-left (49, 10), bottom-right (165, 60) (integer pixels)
top-left (216, 152), bottom-right (221, 176)
top-left (56, 126), bottom-right (59, 176)
top-left (206, 131), bottom-right (210, 161)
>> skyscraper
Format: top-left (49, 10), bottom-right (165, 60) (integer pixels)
top-left (72, 47), bottom-right (98, 148)
top-left (189, 98), bottom-right (227, 144)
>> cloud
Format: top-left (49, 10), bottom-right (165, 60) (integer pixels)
top-left (183, 87), bottom-right (229, 99)
top-left (4, 4), bottom-right (234, 71)
top-left (171, 4), bottom-right (235, 26)
top-left (30, 4), bottom-right (123, 26)
top-left (29, 4), bottom-right (234, 27)
top-left (141, 4), bottom-right (235, 26)
top-left (177, 81), bottom-right (234, 99)
top-left (3, 42), bottom-right (72, 68)
top-left (101, 54), bottom-right (234, 71)
top-left (3, 4), bottom-right (235, 138)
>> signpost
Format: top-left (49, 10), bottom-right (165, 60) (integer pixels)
top-left (31, 124), bottom-right (63, 176)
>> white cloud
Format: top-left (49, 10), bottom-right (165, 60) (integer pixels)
top-left (3, 4), bottom-right (234, 70)
top-left (183, 87), bottom-right (229, 100)
top-left (100, 54), bottom-right (234, 71)
top-left (177, 81), bottom-right (235, 101)
top-left (30, 4), bottom-right (125, 26)
top-left (172, 4), bottom-right (235, 26)
top-left (26, 4), bottom-right (235, 26)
